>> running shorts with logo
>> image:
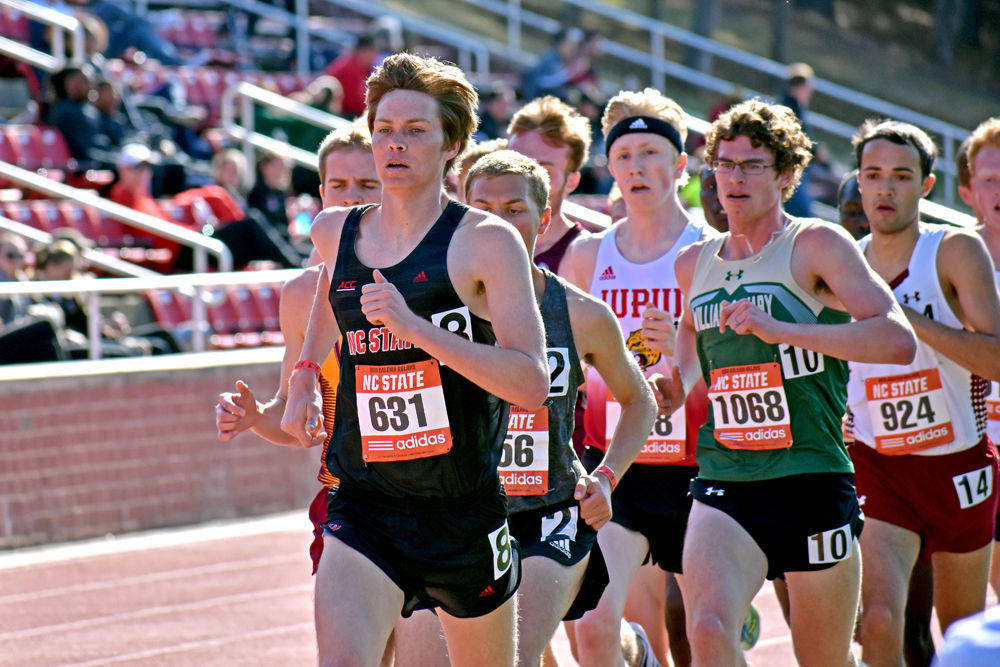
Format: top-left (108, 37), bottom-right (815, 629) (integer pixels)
top-left (508, 497), bottom-right (608, 620)
top-left (850, 437), bottom-right (998, 558)
top-left (583, 446), bottom-right (695, 574)
top-left (691, 473), bottom-right (863, 580)
top-left (323, 482), bottom-right (520, 618)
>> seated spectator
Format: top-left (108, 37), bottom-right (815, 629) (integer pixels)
top-left (34, 240), bottom-right (178, 357)
top-left (211, 149), bottom-right (252, 209)
top-left (247, 152), bottom-right (292, 235)
top-left (322, 33), bottom-right (378, 118)
top-left (837, 169), bottom-right (869, 240)
top-left (92, 78), bottom-right (135, 152)
top-left (110, 144), bottom-right (302, 271)
top-left (0, 232), bottom-right (67, 364)
top-left (46, 66), bottom-right (110, 169)
top-left (521, 27), bottom-right (587, 101)
top-left (476, 83), bottom-right (516, 141)
top-left (87, 0), bottom-right (182, 65)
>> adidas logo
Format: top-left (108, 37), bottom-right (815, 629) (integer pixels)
top-left (413, 270), bottom-right (428, 283)
top-left (548, 537), bottom-right (572, 559)
top-left (598, 266), bottom-right (616, 280)
top-left (629, 118), bottom-right (648, 130)
top-left (479, 584), bottom-right (495, 598)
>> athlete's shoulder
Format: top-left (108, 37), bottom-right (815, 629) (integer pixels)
top-left (311, 205), bottom-right (366, 259)
top-left (281, 265), bottom-right (323, 305)
top-left (791, 216), bottom-right (858, 254)
top-left (562, 278), bottom-right (621, 349)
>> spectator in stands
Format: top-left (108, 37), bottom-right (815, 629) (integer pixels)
top-left (521, 27), bottom-right (588, 101)
top-left (323, 34), bottom-right (378, 118)
top-left (211, 149), bottom-right (252, 209)
top-left (476, 83), bottom-right (516, 141)
top-left (0, 232), bottom-right (31, 325)
top-left (837, 169), bottom-right (869, 240)
top-left (247, 152), bottom-right (293, 237)
top-left (0, 232), bottom-right (68, 364)
top-left (779, 62), bottom-right (829, 217)
top-left (46, 66), bottom-right (109, 169)
top-left (111, 143), bottom-right (302, 271)
top-left (87, 0), bottom-right (182, 66)
top-left (92, 78), bottom-right (134, 152)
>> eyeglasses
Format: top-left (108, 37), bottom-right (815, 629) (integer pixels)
top-left (713, 160), bottom-right (776, 175)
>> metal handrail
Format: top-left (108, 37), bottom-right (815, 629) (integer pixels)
top-left (0, 268), bottom-right (300, 359)
top-left (0, 215), bottom-right (161, 277)
top-left (0, 0), bottom-right (86, 72)
top-left (221, 81), bottom-right (351, 170)
top-left (318, 0), bottom-right (495, 77)
top-left (456, 0), bottom-right (972, 206)
top-left (0, 161), bottom-right (233, 350)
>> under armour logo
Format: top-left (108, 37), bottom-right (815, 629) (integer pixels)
top-left (902, 291), bottom-right (920, 304)
top-left (629, 118), bottom-right (648, 129)
top-left (725, 270), bottom-right (743, 282)
top-left (858, 495), bottom-right (866, 506)
top-left (705, 486), bottom-right (725, 496)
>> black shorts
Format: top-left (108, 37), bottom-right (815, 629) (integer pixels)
top-left (323, 483), bottom-right (521, 618)
top-left (583, 447), bottom-right (696, 573)
top-left (509, 498), bottom-right (608, 620)
top-left (691, 473), bottom-right (863, 580)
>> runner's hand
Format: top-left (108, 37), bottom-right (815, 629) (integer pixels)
top-left (360, 270), bottom-right (421, 340)
top-left (575, 473), bottom-right (613, 530)
top-left (281, 372), bottom-right (327, 447)
top-left (718, 299), bottom-right (785, 343)
top-left (641, 307), bottom-right (676, 356)
top-left (216, 380), bottom-right (261, 441)
top-left (649, 367), bottom-right (685, 416)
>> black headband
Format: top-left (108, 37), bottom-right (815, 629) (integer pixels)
top-left (605, 116), bottom-right (684, 157)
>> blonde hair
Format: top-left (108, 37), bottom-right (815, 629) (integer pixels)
top-left (454, 137), bottom-right (508, 185)
top-left (968, 117), bottom-right (1000, 178)
top-left (464, 149), bottom-right (550, 215)
top-left (602, 88), bottom-right (689, 188)
top-left (366, 53), bottom-right (479, 175)
top-left (507, 95), bottom-right (592, 174)
top-left (317, 122), bottom-right (373, 183)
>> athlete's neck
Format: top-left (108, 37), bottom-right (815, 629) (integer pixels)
top-left (724, 206), bottom-right (787, 260)
top-left (615, 196), bottom-right (689, 262)
top-left (377, 187), bottom-right (450, 241)
top-left (530, 265), bottom-right (547, 303)
top-left (865, 218), bottom-right (921, 282)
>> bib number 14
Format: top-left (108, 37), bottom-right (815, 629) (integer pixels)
top-left (953, 466), bottom-right (993, 509)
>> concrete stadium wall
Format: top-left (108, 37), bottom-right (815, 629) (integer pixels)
top-left (0, 349), bottom-right (321, 550)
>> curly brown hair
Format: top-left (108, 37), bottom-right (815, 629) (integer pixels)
top-left (704, 99), bottom-right (812, 202)
top-left (365, 53), bottom-right (479, 176)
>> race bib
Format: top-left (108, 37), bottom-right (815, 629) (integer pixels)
top-left (356, 359), bottom-right (452, 462)
top-left (607, 397), bottom-right (686, 463)
top-left (499, 406), bottom-right (550, 495)
top-left (708, 362), bottom-right (792, 450)
top-left (987, 382), bottom-right (1000, 424)
top-left (864, 368), bottom-right (954, 455)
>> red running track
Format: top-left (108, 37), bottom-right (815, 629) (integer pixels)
top-left (1, 511), bottom-right (958, 666)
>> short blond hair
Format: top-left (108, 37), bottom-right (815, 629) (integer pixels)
top-left (454, 137), bottom-right (508, 184)
top-left (317, 122), bottom-right (372, 183)
top-left (366, 53), bottom-right (479, 175)
top-left (507, 96), bottom-right (591, 174)
top-left (465, 149), bottom-right (550, 215)
top-left (968, 117), bottom-right (1000, 178)
top-left (601, 88), bottom-right (687, 146)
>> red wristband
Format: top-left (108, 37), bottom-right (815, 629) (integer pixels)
top-left (293, 360), bottom-right (322, 376)
top-left (594, 464), bottom-right (618, 491)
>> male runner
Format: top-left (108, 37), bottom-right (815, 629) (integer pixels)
top-left (959, 121), bottom-right (1000, 599)
top-left (281, 53), bottom-right (549, 667)
top-left (215, 123), bottom-right (380, 553)
top-left (561, 88), bottom-right (715, 667)
top-left (662, 100), bottom-right (917, 666)
top-left (507, 95), bottom-right (603, 275)
top-left (848, 119), bottom-right (1000, 665)
top-left (464, 149), bottom-right (657, 665)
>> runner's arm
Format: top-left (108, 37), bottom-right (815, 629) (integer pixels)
top-left (728, 224), bottom-right (916, 364)
top-left (903, 231), bottom-right (1000, 381)
top-left (574, 294), bottom-right (657, 480)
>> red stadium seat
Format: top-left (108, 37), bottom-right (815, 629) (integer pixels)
top-left (249, 283), bottom-right (281, 332)
top-left (0, 5), bottom-right (29, 42)
top-left (145, 289), bottom-right (192, 329)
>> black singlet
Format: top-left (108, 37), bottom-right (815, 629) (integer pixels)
top-left (327, 201), bottom-right (508, 499)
